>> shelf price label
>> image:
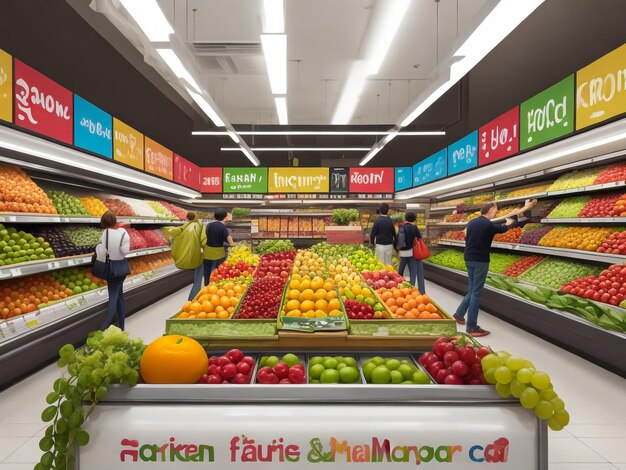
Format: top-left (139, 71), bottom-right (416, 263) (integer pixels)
top-left (65, 295), bottom-right (86, 312)
top-left (10, 268), bottom-right (22, 277)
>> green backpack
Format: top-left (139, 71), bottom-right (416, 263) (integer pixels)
top-left (168, 222), bottom-right (203, 270)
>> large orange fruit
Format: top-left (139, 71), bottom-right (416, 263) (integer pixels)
top-left (140, 335), bottom-right (208, 384)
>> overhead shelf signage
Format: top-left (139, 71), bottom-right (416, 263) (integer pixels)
top-left (576, 43), bottom-right (626, 130)
top-left (478, 106), bottom-right (519, 166)
top-left (144, 137), bottom-right (173, 180)
top-left (412, 149), bottom-right (447, 187)
top-left (200, 167), bottom-right (223, 193)
top-left (73, 95), bottom-right (112, 158)
top-left (520, 75), bottom-right (574, 150)
top-left (349, 167), bottom-right (394, 193)
top-left (0, 49), bottom-right (12, 123)
top-left (330, 167), bottom-right (349, 193)
top-left (223, 167), bottom-right (268, 193)
top-left (174, 154), bottom-right (200, 190)
top-left (113, 118), bottom-right (144, 170)
top-left (448, 131), bottom-right (478, 176)
top-left (13, 59), bottom-right (73, 144)
top-left (394, 167), bottom-right (412, 191)
top-left (269, 167), bottom-right (329, 193)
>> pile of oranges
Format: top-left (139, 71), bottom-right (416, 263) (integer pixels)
top-left (0, 164), bottom-right (57, 214)
top-left (537, 226), bottom-right (617, 251)
top-left (377, 287), bottom-right (442, 319)
top-left (283, 274), bottom-right (342, 318)
top-left (129, 253), bottom-right (173, 275)
top-left (178, 281), bottom-right (245, 319)
top-left (79, 196), bottom-right (109, 216)
top-left (493, 227), bottom-right (522, 243)
top-left (0, 274), bottom-right (72, 319)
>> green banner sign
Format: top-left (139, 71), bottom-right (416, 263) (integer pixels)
top-left (222, 168), bottom-right (268, 193)
top-left (520, 75), bottom-right (574, 151)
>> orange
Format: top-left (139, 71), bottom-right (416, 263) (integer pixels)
top-left (323, 281), bottom-right (334, 292)
top-left (390, 305), bottom-right (398, 313)
top-left (300, 300), bottom-right (315, 312)
top-left (314, 299), bottom-right (328, 311)
top-left (218, 311), bottom-right (230, 319)
top-left (301, 289), bottom-right (315, 301)
top-left (328, 309), bottom-right (342, 317)
top-left (190, 302), bottom-right (202, 314)
top-left (140, 335), bottom-right (208, 384)
top-left (351, 284), bottom-right (362, 296)
top-left (422, 294), bottom-right (431, 304)
top-left (198, 294), bottom-right (209, 303)
top-left (396, 308), bottom-right (407, 316)
top-left (418, 304), bottom-right (426, 312)
top-left (286, 299), bottom-right (300, 311)
top-left (310, 276), bottom-right (324, 291)
top-left (380, 291), bottom-right (392, 301)
top-left (201, 300), bottom-right (213, 312)
top-left (289, 279), bottom-right (300, 290)
top-left (215, 305), bottom-right (225, 314)
top-left (220, 296), bottom-right (231, 308)
top-left (288, 309), bottom-right (302, 317)
top-left (227, 289), bottom-right (235, 297)
top-left (197, 312), bottom-right (207, 319)
top-left (407, 299), bottom-right (417, 309)
top-left (405, 311), bottom-right (416, 319)
top-left (385, 298), bottom-right (395, 307)
top-left (325, 290), bottom-right (338, 301)
top-left (328, 298), bottom-right (341, 310)
top-left (178, 312), bottom-right (190, 319)
top-left (208, 284), bottom-right (218, 295)
top-left (182, 301), bottom-right (192, 312)
top-left (426, 303), bottom-right (437, 313)
top-left (288, 289), bottom-right (300, 300)
top-left (314, 289), bottom-right (327, 301)
top-left (234, 285), bottom-right (243, 294)
top-left (396, 297), bottom-right (406, 306)
top-left (299, 279), bottom-right (311, 290)
top-left (305, 310), bottom-right (316, 318)
top-left (227, 306), bottom-right (235, 314)
top-left (210, 294), bottom-right (221, 306)
top-left (315, 309), bottom-right (327, 318)
top-left (217, 288), bottom-right (227, 297)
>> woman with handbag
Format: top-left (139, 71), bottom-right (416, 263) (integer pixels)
top-left (396, 212), bottom-right (426, 294)
top-left (96, 211), bottom-right (131, 330)
top-left (166, 212), bottom-right (204, 301)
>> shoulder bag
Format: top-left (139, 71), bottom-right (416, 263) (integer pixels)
top-left (92, 229), bottom-right (131, 280)
top-left (412, 230), bottom-right (430, 260)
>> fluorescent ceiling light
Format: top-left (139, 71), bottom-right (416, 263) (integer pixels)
top-left (400, 79), bottom-right (455, 127)
top-left (261, 34), bottom-right (287, 94)
top-left (119, 0), bottom-right (174, 42)
top-left (359, 147), bottom-right (382, 166)
top-left (275, 97), bottom-right (288, 125)
top-left (222, 147), bottom-right (370, 152)
top-left (193, 130), bottom-right (445, 136)
top-left (364, 0), bottom-right (411, 74)
top-left (156, 49), bottom-right (201, 92)
top-left (227, 130), bottom-right (240, 144)
top-left (185, 86), bottom-right (225, 128)
top-left (332, 61), bottom-right (367, 125)
top-left (241, 147), bottom-right (261, 166)
top-left (262, 0), bottom-right (285, 33)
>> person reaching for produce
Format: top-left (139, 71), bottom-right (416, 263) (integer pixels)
top-left (166, 212), bottom-right (204, 301)
top-left (201, 209), bottom-right (235, 285)
top-left (454, 199), bottom-right (537, 337)
top-left (370, 203), bottom-right (396, 266)
top-left (396, 212), bottom-right (426, 294)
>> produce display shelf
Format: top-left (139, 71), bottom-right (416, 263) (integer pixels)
top-left (429, 205), bottom-right (458, 213)
top-left (0, 213), bottom-right (184, 225)
top-left (438, 239), bottom-right (626, 265)
top-left (541, 217), bottom-right (626, 224)
top-left (0, 247), bottom-right (171, 280)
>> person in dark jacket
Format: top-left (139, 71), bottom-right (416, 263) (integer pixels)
top-left (370, 203), bottom-right (396, 266)
top-left (454, 199), bottom-right (536, 337)
top-left (396, 212), bottom-right (426, 294)
top-left (201, 209), bottom-right (235, 285)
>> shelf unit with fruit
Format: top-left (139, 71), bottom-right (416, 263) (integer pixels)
top-left (0, 214), bottom-right (185, 225)
top-left (541, 217), bottom-right (626, 224)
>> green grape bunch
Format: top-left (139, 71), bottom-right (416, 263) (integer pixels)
top-left (481, 350), bottom-right (570, 431)
top-left (37, 326), bottom-right (145, 470)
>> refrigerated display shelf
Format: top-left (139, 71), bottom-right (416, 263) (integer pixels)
top-left (541, 217), bottom-right (626, 224)
top-left (0, 214), bottom-right (185, 224)
top-left (0, 247), bottom-right (171, 280)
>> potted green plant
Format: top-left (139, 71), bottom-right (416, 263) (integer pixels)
top-left (326, 209), bottom-right (362, 243)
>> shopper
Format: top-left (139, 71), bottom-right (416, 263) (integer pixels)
top-left (97, 211), bottom-right (130, 330)
top-left (454, 199), bottom-right (536, 337)
top-left (396, 212), bottom-right (426, 294)
top-left (168, 212), bottom-right (204, 301)
top-left (201, 209), bottom-right (235, 285)
top-left (370, 203), bottom-right (396, 266)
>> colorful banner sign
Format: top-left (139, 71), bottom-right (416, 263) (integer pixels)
top-left (174, 154), bottom-right (200, 190)
top-left (144, 137), bottom-right (173, 180)
top-left (13, 59), bottom-right (72, 144)
top-left (577, 43), bottom-right (626, 130)
top-left (478, 106), bottom-right (519, 166)
top-left (520, 75), bottom-right (574, 150)
top-left (448, 131), bottom-right (478, 176)
top-left (269, 168), bottom-right (329, 193)
top-left (349, 168), bottom-right (394, 193)
top-left (73, 95), bottom-right (112, 158)
top-left (113, 118), bottom-right (144, 170)
top-left (200, 167), bottom-right (223, 193)
top-left (330, 168), bottom-right (349, 193)
top-left (223, 168), bottom-right (268, 193)
top-left (0, 49), bottom-right (12, 123)
top-left (413, 149), bottom-right (447, 187)
top-left (394, 167), bottom-right (412, 191)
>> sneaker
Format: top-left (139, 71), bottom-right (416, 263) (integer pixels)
top-left (467, 327), bottom-right (491, 337)
top-left (452, 314), bottom-right (466, 325)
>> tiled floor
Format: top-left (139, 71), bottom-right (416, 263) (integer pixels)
top-left (0, 281), bottom-right (624, 469)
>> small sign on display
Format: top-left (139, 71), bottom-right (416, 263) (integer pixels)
top-left (349, 167), bottom-right (394, 193)
top-left (144, 137), bottom-right (173, 180)
top-left (0, 49), bottom-right (12, 123)
top-left (113, 118), bottom-right (144, 170)
top-left (223, 168), bottom-right (268, 193)
top-left (413, 148), bottom-right (447, 187)
top-left (478, 106), bottom-right (519, 166)
top-left (447, 131), bottom-right (478, 176)
top-left (73, 95), bottom-right (113, 158)
top-left (394, 167), bottom-right (412, 191)
top-left (330, 167), bottom-right (349, 193)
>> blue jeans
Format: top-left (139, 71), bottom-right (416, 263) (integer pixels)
top-left (102, 276), bottom-right (126, 330)
top-left (188, 265), bottom-right (204, 300)
top-left (455, 261), bottom-right (489, 330)
top-left (203, 258), bottom-right (225, 286)
top-left (398, 257), bottom-right (426, 294)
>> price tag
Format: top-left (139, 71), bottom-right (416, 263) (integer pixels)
top-left (65, 295), bottom-right (87, 312)
top-left (49, 261), bottom-right (60, 269)
top-left (0, 321), bottom-right (7, 330)
top-left (7, 215), bottom-right (17, 222)
top-left (10, 268), bottom-right (22, 277)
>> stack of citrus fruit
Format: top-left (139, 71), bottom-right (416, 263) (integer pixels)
top-left (178, 281), bottom-right (245, 319)
top-left (79, 196), bottom-right (109, 216)
top-left (377, 287), bottom-right (442, 319)
top-left (327, 259), bottom-right (361, 295)
top-left (283, 274), bottom-right (342, 318)
top-left (292, 250), bottom-right (326, 278)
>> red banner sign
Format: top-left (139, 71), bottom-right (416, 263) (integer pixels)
top-left (479, 106), bottom-right (519, 166)
top-left (200, 167), bottom-right (223, 193)
top-left (349, 167), bottom-right (394, 193)
top-left (13, 59), bottom-right (73, 144)
top-left (174, 154), bottom-right (200, 191)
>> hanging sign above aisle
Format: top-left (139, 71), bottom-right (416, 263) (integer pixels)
top-left (478, 106), bottom-right (519, 166)
top-left (576, 43), bottom-right (626, 130)
top-left (200, 167), bottom-right (223, 193)
top-left (394, 167), bottom-right (412, 191)
top-left (349, 167), bottom-right (394, 193)
top-left (13, 59), bottom-right (73, 144)
top-left (144, 137), bottom-right (173, 180)
top-left (0, 49), bottom-right (12, 123)
top-left (412, 149), bottom-right (447, 187)
top-left (520, 75), bottom-right (574, 151)
top-left (269, 168), bottom-right (329, 193)
top-left (113, 118), bottom-right (144, 170)
top-left (223, 167), bottom-right (268, 193)
top-left (330, 167), bottom-right (349, 193)
top-left (174, 154), bottom-right (200, 190)
top-left (73, 95), bottom-right (112, 158)
top-left (448, 131), bottom-right (478, 176)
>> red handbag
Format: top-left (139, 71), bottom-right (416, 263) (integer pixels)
top-left (413, 237), bottom-right (430, 260)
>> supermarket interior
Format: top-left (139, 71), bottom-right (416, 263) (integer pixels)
top-left (0, 0), bottom-right (626, 469)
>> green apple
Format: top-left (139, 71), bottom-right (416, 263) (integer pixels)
top-left (309, 364), bottom-right (325, 380)
top-left (371, 366), bottom-right (391, 384)
top-left (385, 359), bottom-right (401, 370)
top-left (412, 370), bottom-right (431, 384)
top-left (339, 366), bottom-right (360, 384)
top-left (390, 370), bottom-right (403, 384)
top-left (323, 358), bottom-right (339, 370)
top-left (362, 363), bottom-right (377, 382)
top-left (320, 369), bottom-right (339, 384)
top-left (281, 353), bottom-right (300, 367)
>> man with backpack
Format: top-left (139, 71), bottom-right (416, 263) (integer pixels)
top-left (396, 211), bottom-right (426, 294)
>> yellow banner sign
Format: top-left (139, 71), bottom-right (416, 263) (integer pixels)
top-left (0, 49), bottom-right (12, 123)
top-left (269, 167), bottom-right (329, 193)
top-left (144, 137), bottom-right (173, 180)
top-left (576, 43), bottom-right (626, 129)
top-left (113, 118), bottom-right (144, 170)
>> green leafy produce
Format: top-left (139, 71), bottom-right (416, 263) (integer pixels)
top-left (0, 224), bottom-right (54, 266)
top-left (256, 239), bottom-right (294, 255)
top-left (332, 209), bottom-right (359, 226)
top-left (38, 327), bottom-right (145, 470)
top-left (519, 258), bottom-right (602, 289)
top-left (232, 208), bottom-right (251, 218)
top-left (546, 196), bottom-right (591, 219)
top-left (45, 191), bottom-right (90, 216)
top-left (489, 253), bottom-right (523, 273)
top-left (60, 226), bottom-right (102, 249)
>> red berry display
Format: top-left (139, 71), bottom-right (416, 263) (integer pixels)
top-left (210, 261), bottom-right (256, 282)
top-left (502, 255), bottom-right (545, 277)
top-left (579, 193), bottom-right (623, 218)
top-left (256, 363), bottom-right (306, 384)
top-left (561, 264), bottom-right (626, 306)
top-left (201, 349), bottom-right (254, 384)
top-left (419, 337), bottom-right (488, 385)
top-left (234, 276), bottom-right (287, 319)
top-left (124, 227), bottom-right (148, 250)
top-left (254, 252), bottom-right (295, 279)
top-left (441, 230), bottom-right (465, 241)
top-left (593, 163), bottom-right (626, 185)
top-left (100, 198), bottom-right (135, 216)
top-left (597, 230), bottom-right (626, 254)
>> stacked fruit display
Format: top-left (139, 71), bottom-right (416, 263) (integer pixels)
top-left (256, 354), bottom-right (306, 384)
top-left (547, 166), bottom-right (604, 191)
top-left (428, 250), bottom-right (467, 271)
top-left (31, 227), bottom-right (81, 258)
top-left (441, 230), bottom-right (465, 240)
top-left (348, 249), bottom-right (385, 272)
top-left (292, 249), bottom-right (326, 278)
top-left (46, 191), bottom-right (90, 216)
top-left (361, 270), bottom-right (405, 289)
top-left (377, 287), bottom-right (441, 319)
top-left (210, 261), bottom-right (255, 283)
top-left (0, 225), bottom-right (54, 266)
top-left (50, 268), bottom-right (101, 296)
top-left (256, 239), bottom-right (295, 254)
top-left (228, 243), bottom-right (259, 266)
top-left (612, 194), bottom-right (626, 217)
top-left (495, 206), bottom-right (521, 218)
top-left (419, 337), bottom-right (489, 385)
top-left (254, 251), bottom-right (294, 279)
top-left (100, 198), bottom-right (135, 216)
top-left (593, 163), bottom-right (626, 185)
top-left (519, 258), bottom-right (602, 289)
top-left (0, 273), bottom-right (72, 319)
top-left (519, 225), bottom-right (554, 245)
top-left (579, 193), bottom-right (623, 218)
top-left (326, 259), bottom-right (360, 294)
top-left (443, 213), bottom-right (464, 223)
top-left (546, 196), bottom-right (591, 218)
top-left (282, 275), bottom-right (342, 319)
top-left (464, 212), bottom-right (480, 222)
top-left (489, 253), bottom-right (523, 273)
top-left (561, 264), bottom-right (626, 306)
top-left (137, 229), bottom-right (168, 247)
top-left (0, 163), bottom-right (57, 214)
top-left (122, 197), bottom-right (160, 217)
top-left (501, 256), bottom-right (545, 277)
top-left (342, 283), bottom-right (389, 319)
top-left (534, 199), bottom-right (562, 220)
top-left (505, 184), bottom-right (551, 199)
top-left (308, 356), bottom-right (361, 384)
top-left (60, 226), bottom-right (102, 251)
top-left (79, 196), bottom-right (109, 217)
top-left (597, 230), bottom-right (626, 254)
top-left (537, 226), bottom-right (617, 251)
top-left (493, 227), bottom-right (522, 243)
top-left (201, 350), bottom-right (255, 384)
top-left (145, 201), bottom-right (174, 219)
top-left (362, 357), bottom-right (430, 385)
top-left (158, 201), bottom-right (187, 220)
top-left (128, 252), bottom-right (173, 275)
top-left (124, 228), bottom-right (148, 250)
top-left (310, 242), bottom-right (364, 263)
top-left (179, 281), bottom-right (246, 319)
top-left (235, 275), bottom-right (286, 319)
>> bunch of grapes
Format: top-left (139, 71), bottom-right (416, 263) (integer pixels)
top-left (481, 350), bottom-right (569, 431)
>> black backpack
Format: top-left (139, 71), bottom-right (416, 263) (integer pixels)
top-left (397, 223), bottom-right (408, 250)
